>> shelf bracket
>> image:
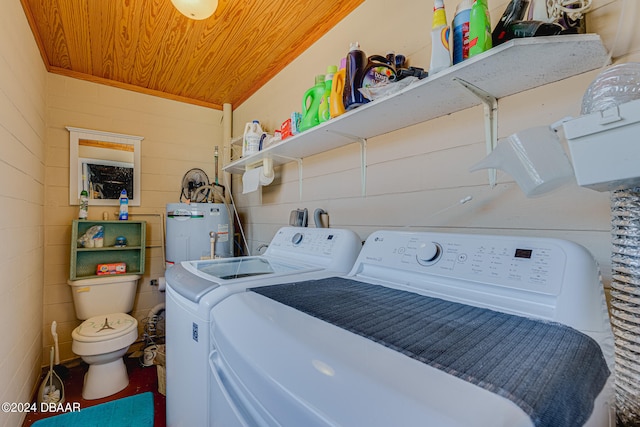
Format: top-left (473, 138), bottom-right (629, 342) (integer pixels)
top-left (328, 130), bottom-right (368, 196)
top-left (453, 77), bottom-right (498, 188)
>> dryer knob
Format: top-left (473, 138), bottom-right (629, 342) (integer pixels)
top-left (292, 232), bottom-right (304, 245)
top-left (416, 242), bottom-right (441, 265)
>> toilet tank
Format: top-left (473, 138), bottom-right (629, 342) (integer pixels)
top-left (67, 275), bottom-right (141, 320)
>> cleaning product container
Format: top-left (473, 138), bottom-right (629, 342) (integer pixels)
top-left (300, 75), bottom-right (325, 132)
top-left (343, 42), bottom-right (368, 111)
top-left (452, 0), bottom-right (472, 64)
top-left (361, 55), bottom-right (396, 88)
top-left (242, 120), bottom-right (262, 157)
top-left (429, 0), bottom-right (451, 74)
top-left (318, 65), bottom-right (337, 124)
top-left (468, 0), bottom-right (492, 57)
top-left (330, 58), bottom-right (347, 118)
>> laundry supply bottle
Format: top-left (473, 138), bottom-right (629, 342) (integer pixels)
top-left (318, 65), bottom-right (337, 124)
top-left (243, 120), bottom-right (262, 157)
top-left (119, 189), bottom-right (128, 220)
top-left (343, 42), bottom-right (368, 111)
top-left (300, 75), bottom-right (325, 132)
top-left (330, 58), bottom-right (347, 119)
top-left (468, 0), bottom-right (492, 57)
top-left (361, 54), bottom-right (396, 89)
top-left (452, 0), bottom-right (472, 64)
top-left (429, 0), bottom-right (451, 75)
top-left (79, 188), bottom-right (89, 219)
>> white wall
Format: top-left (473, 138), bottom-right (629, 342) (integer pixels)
top-left (232, 0), bottom-right (640, 293)
top-left (0, 1), bottom-right (47, 426)
top-left (44, 75), bottom-right (224, 364)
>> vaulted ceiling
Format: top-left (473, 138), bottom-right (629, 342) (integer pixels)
top-left (20, 0), bottom-right (364, 109)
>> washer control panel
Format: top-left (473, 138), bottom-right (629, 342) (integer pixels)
top-left (264, 227), bottom-right (362, 274)
top-left (360, 231), bottom-right (571, 295)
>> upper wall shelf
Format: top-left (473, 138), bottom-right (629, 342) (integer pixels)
top-left (223, 34), bottom-right (609, 175)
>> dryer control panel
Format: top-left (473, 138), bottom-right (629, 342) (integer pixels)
top-left (357, 230), bottom-right (596, 297)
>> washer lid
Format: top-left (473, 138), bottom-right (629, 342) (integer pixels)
top-left (75, 313), bottom-right (137, 339)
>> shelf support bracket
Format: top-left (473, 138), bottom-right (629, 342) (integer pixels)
top-left (453, 77), bottom-right (498, 188)
top-left (328, 130), bottom-right (368, 196)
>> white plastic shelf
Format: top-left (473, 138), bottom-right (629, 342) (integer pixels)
top-left (224, 34), bottom-right (609, 175)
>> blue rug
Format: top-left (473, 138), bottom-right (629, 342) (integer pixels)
top-left (32, 392), bottom-right (153, 427)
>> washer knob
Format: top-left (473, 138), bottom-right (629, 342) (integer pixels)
top-left (292, 232), bottom-right (304, 245)
top-left (416, 242), bottom-right (441, 265)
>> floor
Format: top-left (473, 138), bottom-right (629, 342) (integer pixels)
top-left (22, 356), bottom-right (166, 427)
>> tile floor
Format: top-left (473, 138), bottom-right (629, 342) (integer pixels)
top-left (22, 356), bottom-right (166, 427)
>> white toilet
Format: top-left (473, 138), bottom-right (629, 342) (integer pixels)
top-left (67, 274), bottom-right (141, 400)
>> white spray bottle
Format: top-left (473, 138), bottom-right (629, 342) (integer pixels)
top-left (429, 0), bottom-right (451, 75)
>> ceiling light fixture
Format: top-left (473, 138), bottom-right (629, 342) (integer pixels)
top-left (171, 0), bottom-right (218, 20)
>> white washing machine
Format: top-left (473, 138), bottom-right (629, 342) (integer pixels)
top-left (165, 226), bottom-right (362, 427)
top-left (208, 230), bottom-right (615, 427)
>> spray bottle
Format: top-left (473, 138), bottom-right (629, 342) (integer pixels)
top-left (429, 0), bottom-right (451, 75)
top-left (468, 0), bottom-right (492, 57)
top-left (79, 187), bottom-right (88, 220)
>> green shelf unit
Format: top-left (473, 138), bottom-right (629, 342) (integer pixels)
top-left (70, 220), bottom-right (146, 281)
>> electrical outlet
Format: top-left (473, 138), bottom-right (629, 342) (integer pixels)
top-left (150, 279), bottom-right (158, 286)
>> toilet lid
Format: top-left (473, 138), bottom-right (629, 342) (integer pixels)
top-left (75, 313), bottom-right (137, 339)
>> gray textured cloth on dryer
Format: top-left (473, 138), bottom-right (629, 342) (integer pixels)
top-left (251, 277), bottom-right (610, 427)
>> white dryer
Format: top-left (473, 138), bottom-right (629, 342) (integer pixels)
top-left (165, 226), bottom-right (362, 427)
top-left (208, 230), bottom-right (615, 427)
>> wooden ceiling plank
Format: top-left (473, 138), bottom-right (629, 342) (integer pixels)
top-left (23, 0), bottom-right (365, 108)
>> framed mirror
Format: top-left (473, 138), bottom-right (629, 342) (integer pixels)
top-left (67, 127), bottom-right (143, 206)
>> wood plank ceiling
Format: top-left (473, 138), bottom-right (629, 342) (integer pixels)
top-left (20, 0), bottom-right (364, 110)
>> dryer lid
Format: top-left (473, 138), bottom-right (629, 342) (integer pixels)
top-left (75, 313), bottom-right (137, 339)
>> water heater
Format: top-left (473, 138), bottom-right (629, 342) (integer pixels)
top-left (166, 203), bottom-right (233, 265)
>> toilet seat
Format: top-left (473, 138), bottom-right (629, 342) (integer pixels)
top-left (73, 313), bottom-right (137, 342)
top-left (72, 313), bottom-right (138, 356)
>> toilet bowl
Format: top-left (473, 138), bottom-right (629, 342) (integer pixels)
top-left (68, 275), bottom-right (141, 400)
top-left (72, 313), bottom-right (138, 399)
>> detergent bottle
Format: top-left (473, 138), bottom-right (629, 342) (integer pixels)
top-left (429, 0), bottom-right (451, 74)
top-left (361, 54), bottom-right (396, 90)
top-left (330, 58), bottom-right (346, 118)
top-left (468, 0), bottom-right (492, 57)
top-left (318, 65), bottom-right (337, 124)
top-left (243, 120), bottom-right (263, 157)
top-left (300, 75), bottom-right (325, 132)
top-left (343, 42), bottom-right (368, 111)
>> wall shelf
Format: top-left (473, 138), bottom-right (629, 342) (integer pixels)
top-left (223, 34), bottom-right (609, 176)
top-left (70, 220), bottom-right (146, 280)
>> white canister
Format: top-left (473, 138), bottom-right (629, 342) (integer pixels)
top-left (243, 120), bottom-right (263, 157)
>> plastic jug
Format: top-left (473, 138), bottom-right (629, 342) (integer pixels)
top-left (318, 65), bottom-right (337, 124)
top-left (243, 120), bottom-right (263, 157)
top-left (343, 42), bottom-right (368, 111)
top-left (361, 55), bottom-right (396, 89)
top-left (330, 58), bottom-right (346, 119)
top-left (300, 75), bottom-right (325, 132)
top-left (468, 0), bottom-right (492, 57)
